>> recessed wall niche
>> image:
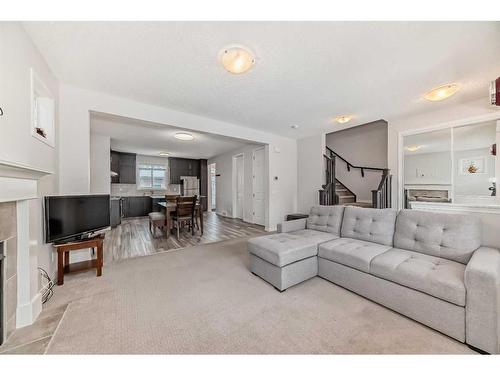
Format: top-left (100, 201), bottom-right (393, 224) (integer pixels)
top-left (31, 68), bottom-right (55, 147)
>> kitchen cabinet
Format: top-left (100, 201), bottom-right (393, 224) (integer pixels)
top-left (169, 157), bottom-right (200, 184)
top-left (121, 196), bottom-right (152, 218)
top-left (110, 151), bottom-right (120, 183)
top-left (110, 199), bottom-right (121, 227)
top-left (110, 151), bottom-right (137, 184)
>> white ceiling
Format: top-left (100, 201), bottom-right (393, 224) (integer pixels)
top-left (24, 22), bottom-right (500, 139)
top-left (90, 113), bottom-right (260, 159)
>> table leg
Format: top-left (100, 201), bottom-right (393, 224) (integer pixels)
top-left (57, 250), bottom-right (64, 286)
top-left (64, 251), bottom-right (70, 267)
top-left (199, 207), bottom-right (204, 234)
top-left (96, 242), bottom-right (103, 277)
top-left (165, 209), bottom-right (171, 239)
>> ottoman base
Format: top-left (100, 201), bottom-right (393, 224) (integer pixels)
top-left (250, 254), bottom-right (318, 291)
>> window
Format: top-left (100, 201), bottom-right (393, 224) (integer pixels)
top-left (138, 164), bottom-right (167, 189)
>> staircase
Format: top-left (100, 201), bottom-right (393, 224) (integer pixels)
top-left (319, 147), bottom-right (392, 208)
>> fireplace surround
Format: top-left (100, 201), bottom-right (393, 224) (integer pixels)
top-left (0, 159), bottom-right (52, 343)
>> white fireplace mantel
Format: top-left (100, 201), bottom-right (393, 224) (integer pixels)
top-left (0, 159), bottom-right (53, 329)
top-left (0, 159), bottom-right (53, 203)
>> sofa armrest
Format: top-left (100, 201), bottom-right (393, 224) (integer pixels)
top-left (465, 247), bottom-right (500, 354)
top-left (277, 218), bottom-right (307, 233)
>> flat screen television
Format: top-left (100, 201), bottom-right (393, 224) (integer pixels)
top-left (44, 195), bottom-right (110, 243)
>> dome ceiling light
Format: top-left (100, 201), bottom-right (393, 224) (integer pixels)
top-left (424, 83), bottom-right (460, 101)
top-left (174, 132), bottom-right (195, 141)
top-left (220, 46), bottom-right (255, 74)
top-left (335, 115), bottom-right (352, 124)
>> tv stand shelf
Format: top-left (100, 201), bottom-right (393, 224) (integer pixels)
top-left (53, 235), bottom-right (104, 285)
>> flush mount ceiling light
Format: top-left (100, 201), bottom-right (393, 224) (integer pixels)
top-left (290, 125), bottom-right (299, 129)
top-left (174, 132), bottom-right (194, 141)
top-left (423, 83), bottom-right (460, 101)
top-left (404, 145), bottom-right (423, 152)
top-left (159, 152), bottom-right (170, 156)
top-left (335, 115), bottom-right (352, 124)
top-left (220, 46), bottom-right (255, 74)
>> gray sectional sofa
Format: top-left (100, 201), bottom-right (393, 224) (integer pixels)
top-left (247, 205), bottom-right (500, 354)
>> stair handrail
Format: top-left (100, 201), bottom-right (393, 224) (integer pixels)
top-left (326, 146), bottom-right (386, 177)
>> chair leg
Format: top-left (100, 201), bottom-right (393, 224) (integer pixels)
top-left (177, 224), bottom-right (180, 240)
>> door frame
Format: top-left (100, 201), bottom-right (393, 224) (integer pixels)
top-left (232, 153), bottom-right (245, 219)
top-left (252, 146), bottom-right (266, 225)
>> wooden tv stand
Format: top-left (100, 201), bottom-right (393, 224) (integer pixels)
top-left (53, 235), bottom-right (104, 285)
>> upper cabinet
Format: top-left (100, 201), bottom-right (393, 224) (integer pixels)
top-left (169, 158), bottom-right (200, 184)
top-left (110, 151), bottom-right (137, 184)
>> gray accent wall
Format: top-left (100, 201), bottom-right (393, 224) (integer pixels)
top-left (326, 120), bottom-right (388, 202)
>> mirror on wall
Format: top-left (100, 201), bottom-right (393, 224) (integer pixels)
top-left (403, 120), bottom-right (497, 208)
top-left (403, 128), bottom-right (452, 206)
top-left (453, 122), bottom-right (496, 202)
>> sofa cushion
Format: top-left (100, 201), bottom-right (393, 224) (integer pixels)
top-left (318, 238), bottom-right (391, 273)
top-left (370, 248), bottom-right (466, 306)
top-left (306, 205), bottom-right (345, 235)
top-left (340, 207), bottom-right (397, 246)
top-left (394, 210), bottom-right (481, 264)
top-left (247, 230), bottom-right (338, 267)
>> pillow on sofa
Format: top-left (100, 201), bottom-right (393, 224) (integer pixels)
top-left (341, 206), bottom-right (397, 246)
top-left (306, 205), bottom-right (345, 236)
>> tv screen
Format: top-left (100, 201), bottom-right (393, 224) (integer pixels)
top-left (44, 195), bottom-right (110, 243)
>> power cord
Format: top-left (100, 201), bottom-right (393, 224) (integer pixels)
top-left (38, 267), bottom-right (54, 304)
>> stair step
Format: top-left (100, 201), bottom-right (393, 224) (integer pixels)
top-left (338, 195), bottom-right (355, 203)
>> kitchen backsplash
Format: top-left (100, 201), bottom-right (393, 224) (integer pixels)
top-left (111, 183), bottom-right (181, 197)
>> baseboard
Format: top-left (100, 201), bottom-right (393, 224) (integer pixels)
top-left (16, 292), bottom-right (42, 328)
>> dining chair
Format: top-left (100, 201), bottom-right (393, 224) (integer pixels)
top-left (172, 195), bottom-right (198, 239)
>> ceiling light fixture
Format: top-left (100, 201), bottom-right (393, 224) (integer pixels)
top-left (220, 46), bottom-right (255, 74)
top-left (423, 83), bottom-right (460, 102)
top-left (290, 125), bottom-right (299, 129)
top-left (159, 152), bottom-right (170, 156)
top-left (335, 115), bottom-right (352, 124)
top-left (404, 145), bottom-right (423, 152)
top-left (174, 132), bottom-right (194, 141)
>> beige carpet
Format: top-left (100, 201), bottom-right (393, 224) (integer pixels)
top-left (45, 237), bottom-right (474, 354)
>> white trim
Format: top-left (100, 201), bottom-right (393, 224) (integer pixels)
top-left (16, 292), bottom-right (42, 329)
top-left (252, 146), bottom-right (266, 225)
top-left (409, 201), bottom-right (500, 215)
top-left (0, 159), bottom-right (53, 180)
top-left (232, 153), bottom-right (244, 220)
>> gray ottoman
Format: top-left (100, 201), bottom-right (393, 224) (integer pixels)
top-left (248, 232), bottom-right (324, 291)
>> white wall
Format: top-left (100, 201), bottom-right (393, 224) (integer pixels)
top-left (297, 134), bottom-right (325, 213)
top-left (58, 84), bottom-right (297, 231)
top-left (0, 23), bottom-right (59, 302)
top-left (90, 133), bottom-right (111, 194)
top-left (454, 148), bottom-right (495, 196)
top-left (404, 151), bottom-right (452, 185)
top-left (208, 144), bottom-right (266, 225)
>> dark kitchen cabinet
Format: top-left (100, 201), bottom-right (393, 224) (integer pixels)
top-left (151, 197), bottom-right (163, 212)
top-left (110, 151), bottom-right (137, 184)
top-left (110, 151), bottom-right (120, 183)
top-left (169, 157), bottom-right (200, 184)
top-left (121, 197), bottom-right (152, 218)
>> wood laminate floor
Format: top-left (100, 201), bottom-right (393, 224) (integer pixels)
top-left (103, 212), bottom-right (266, 263)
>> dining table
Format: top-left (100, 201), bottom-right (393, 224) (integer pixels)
top-left (157, 201), bottom-right (204, 238)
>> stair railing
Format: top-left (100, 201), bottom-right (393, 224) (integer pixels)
top-left (318, 154), bottom-right (337, 205)
top-left (371, 169), bottom-right (392, 208)
top-left (324, 146), bottom-right (392, 208)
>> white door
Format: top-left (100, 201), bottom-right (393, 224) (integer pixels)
top-left (252, 147), bottom-right (265, 225)
top-left (235, 155), bottom-right (244, 219)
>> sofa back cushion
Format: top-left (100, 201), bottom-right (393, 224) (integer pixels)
top-left (393, 210), bottom-right (481, 264)
top-left (341, 207), bottom-right (397, 246)
top-left (306, 205), bottom-right (345, 235)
